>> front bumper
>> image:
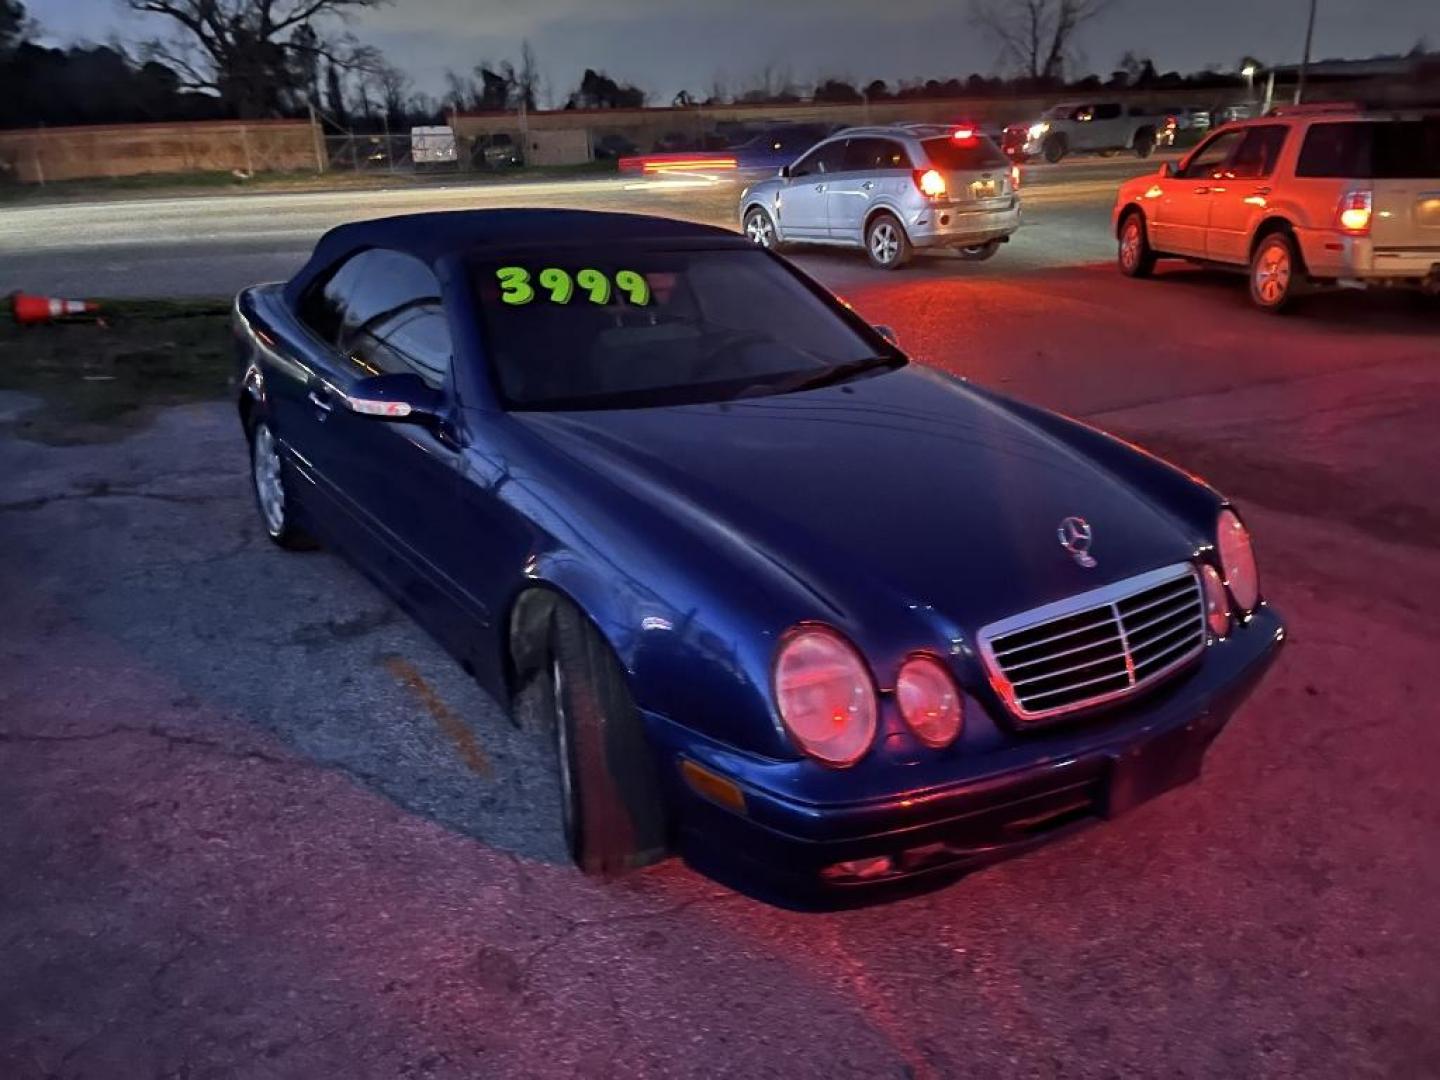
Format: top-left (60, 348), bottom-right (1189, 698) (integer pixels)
top-left (909, 200), bottom-right (1022, 248)
top-left (647, 604), bottom-right (1284, 896)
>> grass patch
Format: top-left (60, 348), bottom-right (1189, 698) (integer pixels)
top-left (0, 298), bottom-right (232, 444)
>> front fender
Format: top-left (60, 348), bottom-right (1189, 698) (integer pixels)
top-left (520, 549), bottom-right (793, 760)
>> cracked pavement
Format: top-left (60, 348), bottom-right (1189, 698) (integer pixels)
top-left (3, 194), bottom-right (1439, 1077)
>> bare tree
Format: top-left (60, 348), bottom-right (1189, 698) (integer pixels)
top-left (517, 39), bottom-right (538, 111)
top-left (127, 0), bottom-right (388, 117)
top-left (970, 0), bottom-right (1112, 82)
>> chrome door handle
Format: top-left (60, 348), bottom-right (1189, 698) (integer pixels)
top-left (815, 184), bottom-right (826, 192)
top-left (1193, 187), bottom-right (1210, 195)
top-left (307, 389), bottom-right (334, 413)
top-left (1252, 186), bottom-right (1272, 195)
top-left (861, 181), bottom-right (874, 191)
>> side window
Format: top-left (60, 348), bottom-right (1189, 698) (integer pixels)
top-left (301, 248), bottom-right (453, 388)
top-left (1295, 123), bottom-right (1369, 178)
top-left (1225, 125), bottom-right (1289, 179)
top-left (349, 303), bottom-right (452, 389)
top-left (842, 137), bottom-right (912, 172)
top-left (299, 255), bottom-right (367, 344)
top-left (1178, 130), bottom-right (1244, 179)
top-left (790, 140), bottom-right (847, 177)
top-left (1094, 104), bottom-right (1123, 121)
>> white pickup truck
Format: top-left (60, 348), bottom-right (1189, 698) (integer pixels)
top-left (1004, 103), bottom-right (1173, 163)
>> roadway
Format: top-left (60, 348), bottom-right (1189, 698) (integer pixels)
top-left (0, 156), bottom-right (1159, 299)
top-left (2, 156), bottom-right (1438, 1079)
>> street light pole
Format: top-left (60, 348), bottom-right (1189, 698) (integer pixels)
top-left (1295, 0), bottom-right (1318, 104)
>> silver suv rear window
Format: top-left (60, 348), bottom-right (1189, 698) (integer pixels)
top-left (921, 136), bottom-right (1008, 171)
top-left (1296, 120), bottom-right (1440, 179)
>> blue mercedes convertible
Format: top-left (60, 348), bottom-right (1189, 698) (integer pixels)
top-left (233, 209), bottom-right (1284, 894)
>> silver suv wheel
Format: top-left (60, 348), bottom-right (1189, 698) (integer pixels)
top-left (865, 214), bottom-right (912, 270)
top-left (744, 207), bottom-right (776, 248)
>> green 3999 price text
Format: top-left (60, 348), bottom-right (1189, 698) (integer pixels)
top-left (496, 267), bottom-right (652, 307)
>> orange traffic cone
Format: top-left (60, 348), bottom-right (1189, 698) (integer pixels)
top-left (10, 291), bottom-right (100, 325)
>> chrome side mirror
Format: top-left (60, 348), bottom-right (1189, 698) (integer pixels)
top-left (779, 164), bottom-right (791, 179)
top-left (343, 372), bottom-right (445, 423)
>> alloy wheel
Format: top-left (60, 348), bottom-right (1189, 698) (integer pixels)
top-left (745, 211), bottom-right (774, 248)
top-left (1254, 243), bottom-right (1291, 306)
top-left (551, 656), bottom-right (577, 844)
top-left (1120, 219), bottom-right (1142, 272)
top-left (252, 424), bottom-right (285, 536)
top-left (870, 222), bottom-right (900, 265)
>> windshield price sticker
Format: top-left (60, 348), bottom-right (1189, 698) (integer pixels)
top-left (497, 267), bottom-right (651, 307)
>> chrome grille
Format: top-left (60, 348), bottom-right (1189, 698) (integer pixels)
top-left (979, 564), bottom-right (1206, 722)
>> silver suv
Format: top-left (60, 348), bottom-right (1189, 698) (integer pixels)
top-left (739, 124), bottom-right (1022, 270)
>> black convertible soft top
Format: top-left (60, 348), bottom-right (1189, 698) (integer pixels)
top-left (282, 208), bottom-right (744, 308)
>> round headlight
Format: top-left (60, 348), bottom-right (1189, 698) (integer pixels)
top-left (1216, 509), bottom-right (1260, 613)
top-left (774, 626), bottom-right (877, 768)
top-left (1199, 563), bottom-right (1232, 638)
top-left (896, 656), bottom-right (964, 749)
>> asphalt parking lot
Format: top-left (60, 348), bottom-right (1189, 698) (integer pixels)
top-left (2, 162), bottom-right (1438, 1078)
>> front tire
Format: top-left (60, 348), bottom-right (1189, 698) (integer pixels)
top-left (1043, 134), bottom-right (1068, 164)
top-left (1117, 211), bottom-right (1157, 278)
top-left (526, 603), bottom-right (667, 877)
top-left (249, 420), bottom-right (315, 550)
top-left (1133, 129), bottom-right (1156, 158)
top-left (1250, 232), bottom-right (1305, 313)
top-left (743, 206), bottom-right (783, 252)
top-left (865, 212), bottom-right (912, 270)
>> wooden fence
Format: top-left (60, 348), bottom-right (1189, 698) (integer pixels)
top-left (0, 119), bottom-right (322, 184)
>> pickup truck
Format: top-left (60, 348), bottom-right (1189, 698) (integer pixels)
top-left (1004, 103), bottom-right (1173, 163)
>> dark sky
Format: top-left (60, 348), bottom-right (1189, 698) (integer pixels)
top-left (27, 0), bottom-right (1440, 104)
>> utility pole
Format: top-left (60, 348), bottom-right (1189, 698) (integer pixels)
top-left (1295, 0), bottom-right (1318, 104)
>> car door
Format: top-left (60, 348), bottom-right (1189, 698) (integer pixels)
top-left (1205, 124), bottom-right (1290, 263)
top-left (780, 139), bottom-right (848, 238)
top-left (1067, 105), bottom-right (1099, 150)
top-left (1150, 129), bottom-right (1246, 257)
top-left (826, 137), bottom-right (912, 242)
top-left (1091, 103), bottom-right (1124, 148)
top-left (297, 249), bottom-right (474, 636)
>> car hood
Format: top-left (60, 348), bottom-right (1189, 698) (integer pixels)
top-left (515, 366), bottom-right (1195, 637)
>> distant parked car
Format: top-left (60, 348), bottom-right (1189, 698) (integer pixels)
top-left (478, 133), bottom-right (522, 168)
top-left (727, 123), bottom-right (839, 172)
top-left (1212, 104), bottom-right (1254, 126)
top-left (652, 130), bottom-right (729, 153)
top-left (1006, 102), bottom-right (1169, 163)
top-left (592, 132), bottom-right (639, 160)
top-left (1114, 106), bottom-right (1440, 311)
top-left (741, 123), bottom-right (1022, 269)
top-left (1169, 107), bottom-right (1212, 133)
top-left (411, 125), bottom-right (458, 168)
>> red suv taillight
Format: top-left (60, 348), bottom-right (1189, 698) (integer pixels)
top-left (914, 168), bottom-right (946, 198)
top-left (1336, 190), bottom-right (1373, 235)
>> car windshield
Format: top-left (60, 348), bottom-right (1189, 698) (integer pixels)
top-left (1296, 119), bottom-right (1440, 179)
top-left (471, 248), bottom-right (901, 410)
top-left (1043, 105), bottom-right (1074, 119)
top-left (922, 135), bottom-right (1009, 171)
